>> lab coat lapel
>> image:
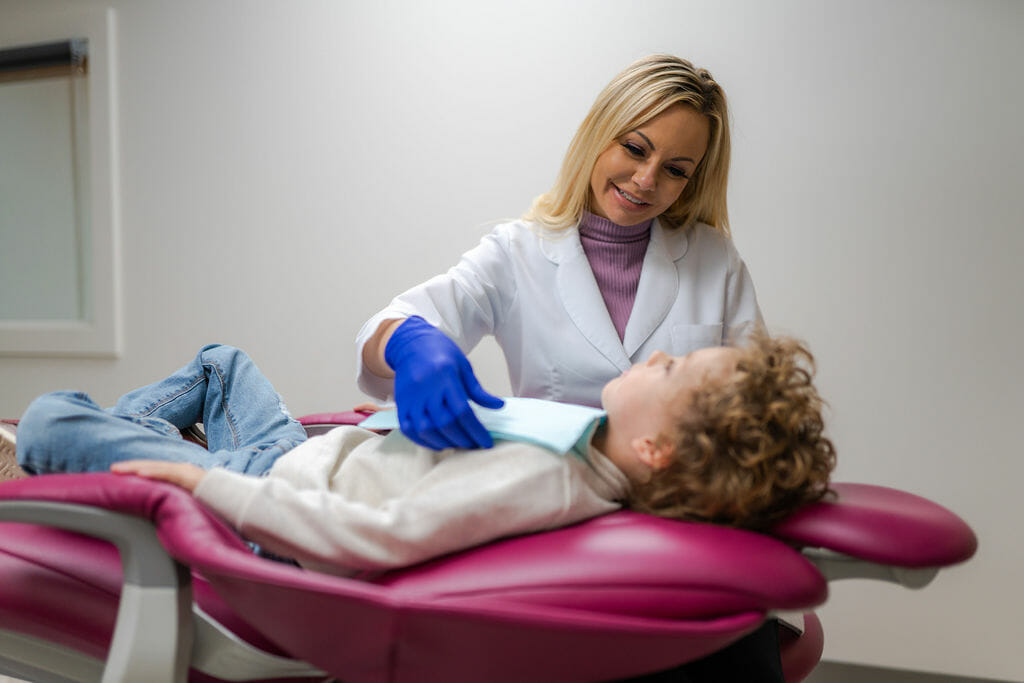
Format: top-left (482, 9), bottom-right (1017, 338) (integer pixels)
top-left (622, 220), bottom-right (689, 357)
top-left (542, 229), bottom-right (632, 371)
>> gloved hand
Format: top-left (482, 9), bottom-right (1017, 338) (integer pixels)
top-left (385, 316), bottom-right (505, 450)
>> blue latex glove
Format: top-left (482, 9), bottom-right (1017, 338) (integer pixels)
top-left (384, 316), bottom-right (505, 450)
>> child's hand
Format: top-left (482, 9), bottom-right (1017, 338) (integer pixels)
top-left (111, 460), bottom-right (206, 493)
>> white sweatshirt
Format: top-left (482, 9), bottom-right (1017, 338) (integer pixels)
top-left (194, 426), bottom-right (628, 576)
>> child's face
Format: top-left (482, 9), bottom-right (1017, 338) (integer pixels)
top-left (601, 346), bottom-right (739, 447)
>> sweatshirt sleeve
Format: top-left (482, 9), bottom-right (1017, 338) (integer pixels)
top-left (193, 441), bottom-right (619, 576)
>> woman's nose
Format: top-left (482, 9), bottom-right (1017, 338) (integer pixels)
top-left (632, 163), bottom-right (656, 192)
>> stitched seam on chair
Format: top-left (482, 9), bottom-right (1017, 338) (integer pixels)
top-left (0, 542), bottom-right (122, 597)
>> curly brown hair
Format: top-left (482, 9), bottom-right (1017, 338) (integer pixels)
top-left (628, 331), bottom-right (836, 530)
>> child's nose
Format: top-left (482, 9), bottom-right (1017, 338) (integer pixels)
top-left (647, 350), bottom-right (668, 366)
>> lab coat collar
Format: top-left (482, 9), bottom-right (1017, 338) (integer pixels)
top-left (542, 219), bottom-right (690, 370)
top-left (537, 217), bottom-right (690, 264)
top-left (622, 222), bottom-right (687, 356)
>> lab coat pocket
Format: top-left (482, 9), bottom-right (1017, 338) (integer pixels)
top-left (670, 323), bottom-right (724, 354)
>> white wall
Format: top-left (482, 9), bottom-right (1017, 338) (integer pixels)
top-left (0, 1), bottom-right (1020, 679)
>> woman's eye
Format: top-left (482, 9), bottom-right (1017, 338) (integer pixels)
top-left (666, 167), bottom-right (689, 179)
top-left (621, 142), bottom-right (644, 157)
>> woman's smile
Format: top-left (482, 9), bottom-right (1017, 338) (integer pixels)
top-left (612, 184), bottom-right (650, 208)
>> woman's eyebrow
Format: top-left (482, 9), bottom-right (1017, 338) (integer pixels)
top-left (635, 131), bottom-right (655, 150)
top-left (633, 130), bottom-right (697, 163)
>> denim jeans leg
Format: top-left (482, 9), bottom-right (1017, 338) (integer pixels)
top-left (111, 344), bottom-right (307, 475)
top-left (16, 390), bottom-right (219, 474)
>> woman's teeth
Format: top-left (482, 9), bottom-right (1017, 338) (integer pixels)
top-left (616, 186), bottom-right (646, 205)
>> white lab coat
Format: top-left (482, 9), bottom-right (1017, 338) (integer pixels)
top-left (356, 219), bottom-right (762, 408)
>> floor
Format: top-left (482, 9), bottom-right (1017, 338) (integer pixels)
top-left (1, 663), bottom-right (1014, 683)
top-left (805, 661), bottom-right (1008, 683)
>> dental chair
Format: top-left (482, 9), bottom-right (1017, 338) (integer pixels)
top-left (0, 412), bottom-right (977, 683)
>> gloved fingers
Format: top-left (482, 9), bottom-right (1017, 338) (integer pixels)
top-left (398, 393), bottom-right (477, 451)
top-left (429, 388), bottom-right (484, 450)
top-left (435, 414), bottom-right (481, 450)
top-left (466, 383), bottom-right (505, 411)
top-left (416, 425), bottom-right (451, 451)
top-left (455, 411), bottom-right (494, 449)
top-left (398, 408), bottom-right (448, 451)
top-left (405, 387), bottom-right (493, 451)
top-left (436, 382), bottom-right (491, 450)
top-left (458, 358), bottom-right (506, 410)
top-left (398, 407), bottom-right (493, 451)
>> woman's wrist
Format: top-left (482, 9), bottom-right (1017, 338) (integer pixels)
top-left (362, 318), bottom-right (405, 378)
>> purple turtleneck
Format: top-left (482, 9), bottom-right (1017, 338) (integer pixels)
top-left (577, 211), bottom-right (652, 342)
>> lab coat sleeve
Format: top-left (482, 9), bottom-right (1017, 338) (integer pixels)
top-left (354, 224), bottom-right (519, 400)
top-left (722, 239), bottom-right (764, 343)
top-left (193, 445), bottom-right (617, 575)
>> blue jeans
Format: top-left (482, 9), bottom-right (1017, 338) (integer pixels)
top-left (17, 344), bottom-right (308, 476)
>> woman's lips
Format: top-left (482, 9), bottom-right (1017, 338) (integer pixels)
top-left (613, 184), bottom-right (649, 207)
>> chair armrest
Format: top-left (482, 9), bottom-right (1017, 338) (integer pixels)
top-left (298, 411), bottom-right (372, 425)
top-left (297, 411), bottom-right (372, 436)
top-left (0, 474), bottom-right (330, 682)
top-left (0, 491), bottom-right (192, 683)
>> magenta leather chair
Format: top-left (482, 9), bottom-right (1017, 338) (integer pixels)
top-left (0, 412), bottom-right (977, 682)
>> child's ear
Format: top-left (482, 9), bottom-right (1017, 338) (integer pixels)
top-left (631, 437), bottom-right (674, 471)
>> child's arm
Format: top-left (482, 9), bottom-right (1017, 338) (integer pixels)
top-left (111, 460), bottom-right (206, 493)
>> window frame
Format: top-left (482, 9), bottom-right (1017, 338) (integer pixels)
top-left (0, 7), bottom-right (120, 357)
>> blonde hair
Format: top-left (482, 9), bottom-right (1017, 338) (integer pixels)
top-left (524, 54), bottom-right (732, 235)
top-left (629, 331), bottom-right (836, 530)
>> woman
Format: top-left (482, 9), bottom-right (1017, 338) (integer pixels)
top-left (357, 53), bottom-right (761, 452)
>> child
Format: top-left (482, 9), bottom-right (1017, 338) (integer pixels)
top-left (10, 330), bottom-right (835, 576)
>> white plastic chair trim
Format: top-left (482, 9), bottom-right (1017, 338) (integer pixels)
top-left (801, 547), bottom-right (939, 588)
top-left (191, 605), bottom-right (326, 680)
top-left (0, 628), bottom-right (104, 683)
